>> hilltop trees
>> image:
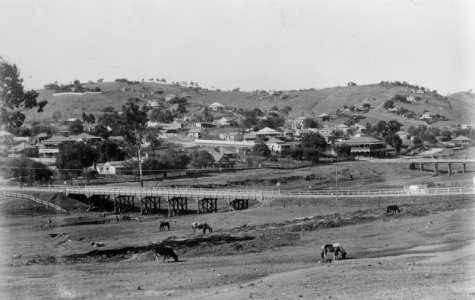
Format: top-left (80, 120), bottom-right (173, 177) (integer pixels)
top-left (1, 57), bottom-right (47, 129)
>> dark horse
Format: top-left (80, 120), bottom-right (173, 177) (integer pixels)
top-left (154, 246), bottom-right (178, 263)
top-left (191, 222), bottom-right (213, 234)
top-left (321, 243), bottom-right (347, 260)
top-left (386, 205), bottom-right (401, 214)
top-left (159, 221), bottom-right (170, 231)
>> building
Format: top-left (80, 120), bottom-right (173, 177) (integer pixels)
top-left (255, 127), bottom-right (283, 138)
top-left (165, 94), bottom-right (178, 102)
top-left (214, 116), bottom-right (237, 127)
top-left (95, 161), bottom-right (127, 175)
top-left (70, 132), bottom-right (102, 143)
top-left (209, 102), bottom-right (224, 111)
top-left (194, 122), bottom-right (216, 129)
top-left (451, 135), bottom-right (472, 148)
top-left (344, 136), bottom-right (394, 157)
top-left (211, 152), bottom-right (234, 169)
top-left (9, 142), bottom-right (38, 157)
top-left (265, 137), bottom-right (292, 154)
top-left (420, 112), bottom-right (432, 120)
top-left (188, 127), bottom-right (205, 139)
top-left (39, 136), bottom-right (74, 158)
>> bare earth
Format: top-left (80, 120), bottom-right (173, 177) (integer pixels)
top-left (0, 192), bottom-right (474, 300)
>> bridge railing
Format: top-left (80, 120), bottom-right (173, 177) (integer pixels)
top-left (1, 185), bottom-right (473, 201)
top-left (3, 191), bottom-right (69, 214)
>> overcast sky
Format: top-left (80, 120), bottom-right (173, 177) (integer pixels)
top-left (1, 0), bottom-right (474, 94)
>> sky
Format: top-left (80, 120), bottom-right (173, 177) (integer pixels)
top-left (1, 0), bottom-right (474, 94)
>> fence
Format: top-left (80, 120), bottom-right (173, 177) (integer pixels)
top-left (3, 191), bottom-right (69, 214)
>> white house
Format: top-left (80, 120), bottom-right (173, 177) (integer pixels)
top-left (209, 102), bottom-right (224, 111)
top-left (165, 94), bottom-right (178, 102)
top-left (95, 161), bottom-right (127, 175)
top-left (420, 112), bottom-right (432, 120)
top-left (265, 137), bottom-right (292, 154)
top-left (214, 116), bottom-right (237, 127)
top-left (255, 127), bottom-right (283, 138)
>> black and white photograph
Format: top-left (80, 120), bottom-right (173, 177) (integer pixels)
top-left (1, 0), bottom-right (474, 299)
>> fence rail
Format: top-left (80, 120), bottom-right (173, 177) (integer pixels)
top-left (1, 185), bottom-right (473, 203)
top-left (3, 191), bottom-right (69, 214)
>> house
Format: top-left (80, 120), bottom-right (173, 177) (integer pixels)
top-left (39, 136), bottom-right (74, 158)
top-left (461, 124), bottom-right (475, 130)
top-left (451, 135), bottom-right (472, 147)
top-left (243, 132), bottom-right (257, 141)
top-left (344, 136), bottom-right (394, 157)
top-left (9, 142), bottom-right (38, 157)
top-left (420, 112), bottom-right (432, 120)
top-left (65, 118), bottom-right (80, 125)
top-left (209, 102), bottom-right (224, 111)
top-left (407, 95), bottom-right (416, 103)
top-left (351, 123), bottom-right (368, 135)
top-left (255, 127), bottom-right (283, 138)
top-left (219, 131), bottom-right (240, 141)
top-left (211, 152), bottom-right (234, 169)
top-left (0, 130), bottom-right (14, 145)
top-left (34, 132), bottom-right (50, 144)
top-left (265, 137), bottom-right (292, 154)
top-left (95, 161), bottom-right (127, 175)
top-left (214, 116), bottom-right (237, 127)
top-left (195, 122), bottom-right (216, 129)
top-left (70, 132), bottom-right (102, 143)
top-left (290, 116), bottom-right (307, 129)
top-left (335, 124), bottom-right (350, 134)
top-left (317, 113), bottom-right (331, 122)
top-left (396, 130), bottom-right (410, 143)
top-left (187, 128), bottom-right (205, 139)
top-left (165, 94), bottom-right (178, 102)
top-left (147, 100), bottom-right (160, 108)
top-left (347, 82), bottom-right (357, 86)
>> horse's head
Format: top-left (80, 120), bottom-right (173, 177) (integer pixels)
top-left (207, 225), bottom-right (213, 233)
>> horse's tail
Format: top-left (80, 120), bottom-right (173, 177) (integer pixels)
top-left (171, 250), bottom-right (178, 262)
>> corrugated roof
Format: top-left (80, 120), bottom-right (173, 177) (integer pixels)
top-left (345, 136), bottom-right (383, 144)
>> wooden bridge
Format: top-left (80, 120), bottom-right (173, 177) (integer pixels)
top-left (2, 185), bottom-right (474, 216)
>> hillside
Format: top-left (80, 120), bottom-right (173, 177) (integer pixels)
top-left (26, 82), bottom-right (475, 130)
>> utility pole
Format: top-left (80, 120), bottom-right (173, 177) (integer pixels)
top-left (335, 163), bottom-right (338, 203)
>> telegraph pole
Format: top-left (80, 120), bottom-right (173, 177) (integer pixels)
top-left (335, 163), bottom-right (338, 203)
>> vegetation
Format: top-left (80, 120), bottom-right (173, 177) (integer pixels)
top-left (5, 157), bottom-right (53, 183)
top-left (56, 142), bottom-right (97, 177)
top-left (1, 57), bottom-right (47, 128)
top-left (189, 150), bottom-right (215, 168)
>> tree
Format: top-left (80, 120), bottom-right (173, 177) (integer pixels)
top-left (56, 142), bottom-right (97, 177)
top-left (385, 133), bottom-right (402, 153)
top-left (69, 119), bottom-right (84, 135)
top-left (412, 136), bottom-right (423, 147)
top-left (189, 150), bottom-right (215, 168)
top-left (120, 99), bottom-right (149, 186)
top-left (383, 100), bottom-right (394, 109)
top-left (1, 57), bottom-right (47, 128)
top-left (387, 120), bottom-right (403, 135)
top-left (303, 118), bottom-right (318, 129)
top-left (299, 132), bottom-right (327, 162)
top-left (82, 111), bottom-right (87, 122)
top-left (6, 157), bottom-right (53, 184)
top-left (52, 111), bottom-right (62, 123)
top-left (282, 106), bottom-right (292, 115)
top-left (144, 127), bottom-right (161, 159)
top-left (88, 113), bottom-right (95, 124)
top-left (252, 138), bottom-right (271, 157)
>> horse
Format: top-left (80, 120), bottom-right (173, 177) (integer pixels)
top-left (159, 221), bottom-right (170, 231)
top-left (154, 246), bottom-right (178, 263)
top-left (386, 205), bottom-right (401, 214)
top-left (191, 222), bottom-right (213, 234)
top-left (321, 243), bottom-right (347, 260)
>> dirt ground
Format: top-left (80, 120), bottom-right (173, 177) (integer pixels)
top-left (0, 191), bottom-right (474, 300)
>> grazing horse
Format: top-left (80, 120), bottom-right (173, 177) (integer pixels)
top-left (191, 222), bottom-right (213, 234)
top-left (154, 246), bottom-right (178, 263)
top-left (321, 243), bottom-right (347, 260)
top-left (159, 221), bottom-right (170, 231)
top-left (386, 205), bottom-right (401, 214)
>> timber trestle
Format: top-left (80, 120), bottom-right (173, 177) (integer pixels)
top-left (114, 195), bottom-right (135, 214)
top-left (140, 196), bottom-right (161, 214)
top-left (167, 196), bottom-right (188, 217)
top-left (229, 199), bottom-right (249, 211)
top-left (198, 198), bottom-right (218, 214)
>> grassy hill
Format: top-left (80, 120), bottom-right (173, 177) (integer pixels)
top-left (26, 82), bottom-right (475, 130)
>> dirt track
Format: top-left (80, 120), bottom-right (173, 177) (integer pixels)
top-left (0, 193), bottom-right (474, 299)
